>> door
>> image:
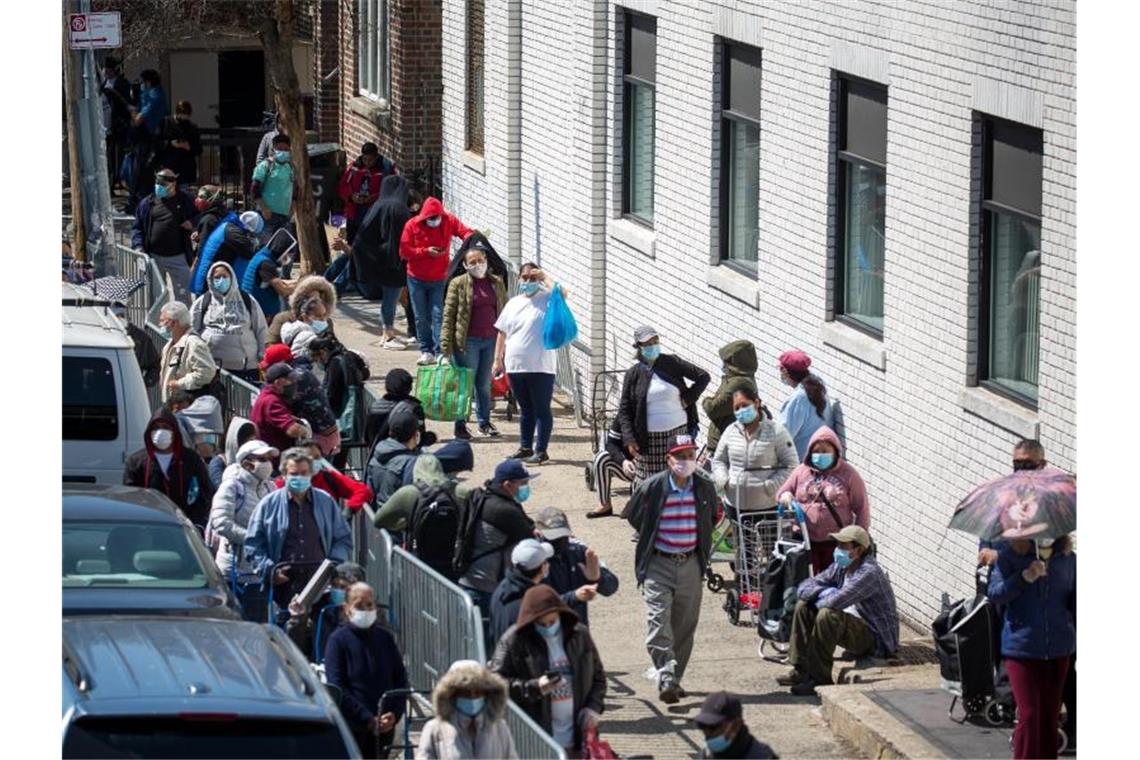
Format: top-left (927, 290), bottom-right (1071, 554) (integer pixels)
top-left (217, 50), bottom-right (266, 128)
top-left (169, 50), bottom-right (220, 127)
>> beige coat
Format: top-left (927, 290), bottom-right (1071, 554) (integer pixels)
top-left (415, 663), bottom-right (518, 760)
top-left (160, 330), bottom-right (217, 402)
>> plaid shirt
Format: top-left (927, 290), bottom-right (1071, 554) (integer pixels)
top-left (797, 554), bottom-right (899, 656)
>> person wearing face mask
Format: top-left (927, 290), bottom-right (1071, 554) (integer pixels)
top-left (263, 343), bottom-right (340, 460)
top-left (712, 387), bottom-right (799, 516)
top-left (251, 132), bottom-right (299, 242)
top-left (694, 692), bottom-right (777, 759)
top-left (125, 69), bottom-right (169, 214)
top-left (399, 196), bottom-right (475, 363)
top-left (617, 326), bottom-right (711, 485)
top-left (190, 209), bottom-right (264, 296)
top-left (417, 659), bottom-right (518, 760)
top-left (190, 185), bottom-right (227, 252)
top-left (701, 341), bottom-right (760, 456)
top-left (624, 434), bottom-right (719, 704)
top-left (250, 361), bottom-right (313, 464)
top-left (268, 275), bottom-right (338, 347)
top-left (337, 142), bottom-right (395, 244)
top-left (157, 301), bottom-right (218, 403)
top-left (324, 582), bottom-right (409, 759)
top-left (274, 439), bottom-right (374, 514)
top-left (776, 426), bottom-right (870, 574)
top-left (535, 507), bottom-right (619, 627)
top-left (124, 408), bottom-right (215, 528)
top-left (244, 447), bottom-right (354, 602)
top-left (775, 350), bottom-right (839, 460)
top-left (131, 166), bottom-right (196, 304)
top-left (189, 261), bottom-right (268, 382)
top-left (209, 440), bottom-right (279, 578)
top-left (489, 539), bottom-right (555, 646)
top-left (490, 585), bottom-right (607, 756)
top-left (786, 526), bottom-right (898, 696)
top-left (987, 534), bottom-right (1075, 760)
top-left (442, 241), bottom-right (508, 440)
top-left (348, 174), bottom-right (417, 347)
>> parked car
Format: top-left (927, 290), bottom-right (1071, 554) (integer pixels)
top-left (62, 484), bottom-right (240, 619)
top-left (62, 283), bottom-right (151, 484)
top-left (62, 616), bottom-right (360, 759)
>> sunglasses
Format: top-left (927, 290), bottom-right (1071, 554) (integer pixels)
top-left (155, 175), bottom-right (177, 184)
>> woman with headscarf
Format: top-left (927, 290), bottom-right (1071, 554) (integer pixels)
top-left (189, 261), bottom-right (268, 383)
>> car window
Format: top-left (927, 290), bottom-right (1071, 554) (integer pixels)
top-left (63, 356), bottom-right (119, 441)
top-left (63, 717), bottom-right (352, 759)
top-left (62, 522), bottom-right (210, 589)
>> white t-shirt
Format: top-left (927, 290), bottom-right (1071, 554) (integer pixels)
top-left (646, 374), bottom-right (687, 432)
top-left (543, 631), bottom-right (575, 749)
top-left (494, 292), bottom-right (556, 375)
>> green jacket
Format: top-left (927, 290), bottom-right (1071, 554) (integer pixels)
top-left (701, 340), bottom-right (759, 452)
top-left (441, 273), bottom-right (507, 356)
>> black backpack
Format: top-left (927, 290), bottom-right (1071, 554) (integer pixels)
top-left (409, 483), bottom-right (462, 581)
top-left (452, 486), bottom-right (494, 578)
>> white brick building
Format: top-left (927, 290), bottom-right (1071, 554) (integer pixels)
top-left (438, 0), bottom-right (1076, 626)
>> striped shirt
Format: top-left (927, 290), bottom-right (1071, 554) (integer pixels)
top-left (654, 474), bottom-right (698, 553)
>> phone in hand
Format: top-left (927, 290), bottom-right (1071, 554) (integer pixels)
top-left (544, 670), bottom-right (563, 683)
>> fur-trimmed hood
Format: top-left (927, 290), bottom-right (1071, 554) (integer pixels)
top-left (431, 663), bottom-right (509, 722)
top-left (288, 275), bottom-right (337, 317)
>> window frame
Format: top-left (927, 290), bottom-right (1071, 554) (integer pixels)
top-left (717, 41), bottom-right (762, 277)
top-left (621, 11), bottom-right (656, 228)
top-left (465, 0), bottom-right (485, 155)
top-left (833, 75), bottom-right (888, 338)
top-left (357, 0), bottom-right (390, 103)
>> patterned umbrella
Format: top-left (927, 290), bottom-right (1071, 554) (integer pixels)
top-left (84, 276), bottom-right (146, 304)
top-left (949, 469), bottom-right (1076, 540)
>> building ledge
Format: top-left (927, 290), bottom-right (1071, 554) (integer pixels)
top-left (463, 150), bottom-right (486, 175)
top-left (819, 320), bottom-right (886, 370)
top-left (609, 217), bottom-right (655, 259)
top-left (348, 95), bottom-right (390, 124)
top-left (706, 264), bottom-right (758, 309)
top-left (959, 386), bottom-right (1040, 439)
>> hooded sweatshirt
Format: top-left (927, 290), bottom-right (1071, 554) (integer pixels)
top-left (399, 197), bottom-right (474, 282)
top-left (123, 408), bottom-right (214, 526)
top-left (701, 340), bottom-right (759, 452)
top-left (776, 426), bottom-right (870, 543)
top-left (210, 457), bottom-right (275, 575)
top-left (209, 416), bottom-right (255, 488)
top-left (189, 261), bottom-right (268, 371)
top-left (416, 665), bottom-right (517, 760)
top-left (353, 174), bottom-right (411, 290)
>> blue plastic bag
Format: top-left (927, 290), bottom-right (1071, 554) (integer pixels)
top-left (542, 285), bottom-right (577, 350)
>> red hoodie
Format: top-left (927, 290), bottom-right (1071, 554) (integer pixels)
top-left (275, 464), bottom-right (374, 511)
top-left (398, 197), bottom-right (473, 282)
top-left (776, 425), bottom-right (870, 543)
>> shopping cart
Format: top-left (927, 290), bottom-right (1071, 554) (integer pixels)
top-left (756, 502), bottom-right (813, 662)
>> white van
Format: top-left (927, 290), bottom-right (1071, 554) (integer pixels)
top-left (62, 284), bottom-right (152, 484)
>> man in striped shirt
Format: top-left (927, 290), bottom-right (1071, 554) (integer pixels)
top-left (625, 434), bottom-right (719, 704)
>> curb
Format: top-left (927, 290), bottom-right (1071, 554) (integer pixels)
top-left (818, 685), bottom-right (944, 759)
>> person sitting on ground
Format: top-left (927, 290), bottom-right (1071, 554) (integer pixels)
top-left (250, 362), bottom-right (312, 466)
top-left (324, 581), bottom-right (408, 759)
top-left (275, 439), bottom-right (373, 514)
top-left (535, 507), bottom-right (619, 627)
top-left (701, 340), bottom-right (760, 456)
top-left (158, 301), bottom-right (218, 403)
top-left (416, 659), bottom-right (518, 760)
top-left (210, 416), bottom-right (257, 489)
top-left (372, 454), bottom-right (470, 533)
top-left (694, 691), bottom-right (778, 759)
top-left (209, 439), bottom-right (278, 577)
top-left (586, 418), bottom-right (637, 519)
top-left (124, 408), bottom-right (215, 528)
top-left (490, 585), bottom-right (607, 757)
top-left (364, 368), bottom-right (436, 450)
top-left (489, 539), bottom-right (554, 647)
top-left (110, 301), bottom-right (160, 388)
top-left (783, 526), bottom-right (898, 697)
top-left (190, 260), bottom-right (268, 382)
top-left (268, 274), bottom-right (337, 345)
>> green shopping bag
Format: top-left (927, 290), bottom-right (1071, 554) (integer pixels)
top-left (415, 362), bottom-right (475, 422)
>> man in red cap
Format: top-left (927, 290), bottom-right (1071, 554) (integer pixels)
top-left (623, 434), bottom-right (719, 704)
top-left (251, 350), bottom-right (310, 468)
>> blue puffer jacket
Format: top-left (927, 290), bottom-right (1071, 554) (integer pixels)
top-left (987, 544), bottom-right (1076, 660)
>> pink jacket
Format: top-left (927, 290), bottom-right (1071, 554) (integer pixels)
top-left (777, 426), bottom-right (870, 542)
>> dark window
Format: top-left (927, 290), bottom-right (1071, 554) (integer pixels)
top-left (62, 718), bottom-right (352, 759)
top-left (835, 76), bottom-right (887, 334)
top-left (466, 0), bottom-right (485, 155)
top-left (62, 521), bottom-right (212, 587)
top-left (622, 12), bottom-right (656, 224)
top-left (980, 117), bottom-right (1043, 405)
top-left (719, 43), bottom-right (762, 273)
top-left (62, 357), bottom-right (118, 441)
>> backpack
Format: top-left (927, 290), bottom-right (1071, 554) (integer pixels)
top-left (192, 289), bottom-right (254, 335)
top-left (409, 483), bottom-right (462, 581)
top-left (452, 487), bottom-right (490, 578)
top-left (345, 348), bottom-right (371, 382)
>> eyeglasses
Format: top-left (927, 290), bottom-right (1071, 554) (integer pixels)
top-left (155, 174), bottom-right (177, 184)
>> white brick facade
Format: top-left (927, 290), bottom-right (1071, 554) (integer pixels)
top-left (439, 0), bottom-right (1076, 626)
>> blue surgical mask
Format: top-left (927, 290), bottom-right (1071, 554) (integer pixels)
top-left (833, 548), bottom-right (852, 568)
top-left (329, 588), bottom-right (346, 605)
top-left (734, 405), bottom-right (758, 425)
top-left (286, 475), bottom-right (311, 493)
top-left (455, 696), bottom-right (485, 718)
top-left (154, 183), bottom-right (170, 199)
top-left (158, 325), bottom-right (172, 340)
top-left (516, 484), bottom-right (531, 503)
top-left (640, 344), bottom-right (661, 362)
top-left (310, 319), bottom-right (329, 335)
top-left (311, 457), bottom-right (330, 473)
top-left (811, 452), bottom-right (836, 470)
top-left (211, 277), bottom-right (231, 294)
top-left (705, 731), bottom-right (733, 754)
top-left (275, 150), bottom-right (291, 163)
top-left (536, 619), bottom-right (561, 638)
top-left (519, 281), bottom-right (540, 296)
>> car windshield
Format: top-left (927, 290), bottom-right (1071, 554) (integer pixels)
top-left (62, 717), bottom-right (351, 759)
top-left (62, 521), bottom-right (210, 589)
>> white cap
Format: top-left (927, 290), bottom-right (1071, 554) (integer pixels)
top-left (511, 539), bottom-right (554, 571)
top-left (239, 210), bottom-right (265, 235)
top-left (235, 439), bottom-right (279, 463)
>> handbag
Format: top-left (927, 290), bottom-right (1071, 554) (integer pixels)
top-left (414, 362), bottom-right (474, 421)
top-left (542, 284), bottom-right (578, 350)
top-left (583, 726), bottom-right (618, 760)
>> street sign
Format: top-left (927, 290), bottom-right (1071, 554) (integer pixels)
top-left (68, 12), bottom-right (121, 50)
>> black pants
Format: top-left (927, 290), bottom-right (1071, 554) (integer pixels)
top-left (1063, 653), bottom-right (1076, 742)
top-left (351, 726), bottom-right (394, 760)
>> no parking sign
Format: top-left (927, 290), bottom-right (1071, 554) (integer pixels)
top-left (68, 11), bottom-right (121, 50)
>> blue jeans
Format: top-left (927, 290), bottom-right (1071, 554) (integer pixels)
top-left (379, 285), bottom-right (403, 330)
top-left (407, 276), bottom-right (445, 355)
top-left (508, 372), bottom-right (555, 453)
top-left (454, 336), bottom-right (496, 426)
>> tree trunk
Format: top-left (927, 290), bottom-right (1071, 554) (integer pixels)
top-left (259, 0), bottom-right (326, 274)
top-left (64, 10), bottom-right (87, 261)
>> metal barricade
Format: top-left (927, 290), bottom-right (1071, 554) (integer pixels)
top-left (359, 517), bottom-right (393, 610)
top-left (505, 701), bottom-right (569, 760)
top-left (222, 372), bottom-right (260, 421)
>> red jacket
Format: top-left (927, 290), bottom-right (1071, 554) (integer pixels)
top-left (398, 197), bottom-right (473, 282)
top-left (275, 465), bottom-right (374, 512)
top-left (337, 158), bottom-right (392, 222)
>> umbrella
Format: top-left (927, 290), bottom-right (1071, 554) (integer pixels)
top-left (85, 275), bottom-right (146, 304)
top-left (949, 469), bottom-right (1076, 540)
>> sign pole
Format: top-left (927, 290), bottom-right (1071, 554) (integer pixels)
top-left (64, 4), bottom-right (87, 261)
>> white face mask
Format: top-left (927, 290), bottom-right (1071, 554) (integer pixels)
top-left (467, 262), bottom-right (488, 279)
top-left (425, 216), bottom-right (442, 228)
top-left (350, 608), bottom-right (377, 629)
top-left (251, 460), bottom-right (273, 481)
top-left (151, 429), bottom-right (174, 450)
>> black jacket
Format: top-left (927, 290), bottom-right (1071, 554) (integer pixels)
top-left (489, 566), bottom-right (536, 646)
top-left (618, 354), bottom-right (711, 450)
top-left (364, 392), bottom-right (436, 451)
top-left (123, 408), bottom-right (215, 527)
top-left (545, 538), bottom-right (619, 627)
top-left (625, 469), bottom-right (718, 585)
top-left (126, 322), bottom-right (160, 387)
top-left (458, 483), bottom-right (536, 593)
top-left (353, 174), bottom-right (410, 289)
top-left (701, 727), bottom-right (778, 759)
top-left (159, 116), bottom-right (202, 185)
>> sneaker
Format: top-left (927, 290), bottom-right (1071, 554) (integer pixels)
top-left (400, 335), bottom-right (419, 346)
top-left (479, 422), bottom-right (501, 437)
top-left (776, 668), bottom-right (808, 686)
top-left (508, 447), bottom-right (534, 460)
top-left (454, 420), bottom-right (472, 440)
top-left (524, 451), bottom-right (550, 465)
top-left (382, 337), bottom-right (408, 351)
top-left (416, 352), bottom-right (435, 366)
top-left (658, 677), bottom-right (681, 705)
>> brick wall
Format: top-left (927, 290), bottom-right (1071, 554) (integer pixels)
top-left (438, 0), bottom-right (1076, 627)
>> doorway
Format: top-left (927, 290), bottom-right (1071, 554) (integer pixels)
top-left (218, 50), bottom-right (266, 128)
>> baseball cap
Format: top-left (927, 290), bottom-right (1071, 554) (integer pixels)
top-left (493, 459), bottom-right (541, 484)
top-left (667, 434), bottom-right (697, 455)
top-left (260, 343), bottom-right (294, 371)
top-left (829, 525), bottom-right (871, 549)
top-left (265, 362), bottom-right (293, 383)
top-left (511, 539), bottom-right (554, 571)
top-left (694, 691), bottom-right (743, 727)
top-left (632, 325), bottom-right (658, 345)
top-left (388, 402), bottom-right (420, 442)
top-left (335, 562), bottom-right (366, 584)
top-left (535, 507), bottom-right (572, 540)
top-left (778, 349), bottom-right (812, 374)
top-left (235, 439), bottom-right (279, 463)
